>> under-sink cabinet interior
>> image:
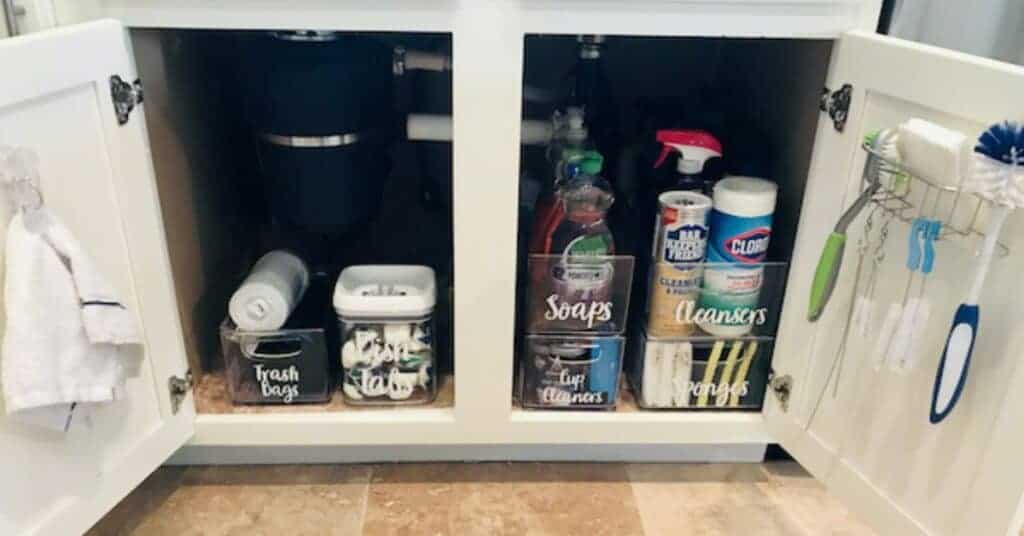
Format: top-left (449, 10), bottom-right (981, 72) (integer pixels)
top-left (132, 29), bottom-right (832, 418)
top-left (513, 35), bottom-right (831, 412)
top-left (133, 29), bottom-right (456, 414)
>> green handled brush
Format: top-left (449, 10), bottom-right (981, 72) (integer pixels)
top-left (808, 131), bottom-right (891, 321)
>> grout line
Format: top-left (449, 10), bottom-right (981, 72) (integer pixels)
top-left (358, 464), bottom-right (372, 534)
top-left (625, 464), bottom-right (657, 536)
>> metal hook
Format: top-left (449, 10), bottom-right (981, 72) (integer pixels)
top-left (9, 176), bottom-right (43, 213)
top-left (0, 146), bottom-right (44, 214)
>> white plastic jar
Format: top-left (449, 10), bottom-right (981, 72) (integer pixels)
top-left (333, 265), bottom-right (437, 405)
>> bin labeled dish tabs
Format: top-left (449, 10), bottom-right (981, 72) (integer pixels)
top-left (334, 265), bottom-right (438, 405)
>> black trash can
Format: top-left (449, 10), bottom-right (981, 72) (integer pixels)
top-left (239, 31), bottom-right (396, 234)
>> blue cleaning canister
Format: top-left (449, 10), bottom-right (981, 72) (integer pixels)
top-left (699, 176), bottom-right (778, 337)
top-left (587, 337), bottom-right (622, 402)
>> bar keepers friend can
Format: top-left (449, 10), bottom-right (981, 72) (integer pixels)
top-left (652, 191), bottom-right (712, 265)
top-left (647, 191), bottom-right (712, 337)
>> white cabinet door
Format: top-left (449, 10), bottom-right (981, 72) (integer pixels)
top-left (0, 20), bottom-right (193, 535)
top-left (767, 30), bottom-right (1024, 536)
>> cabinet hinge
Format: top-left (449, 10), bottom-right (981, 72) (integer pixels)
top-left (820, 83), bottom-right (852, 132)
top-left (110, 75), bottom-right (144, 126)
top-left (168, 370), bottom-right (193, 415)
top-left (768, 371), bottom-right (793, 412)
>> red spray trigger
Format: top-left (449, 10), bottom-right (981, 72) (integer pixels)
top-left (653, 145), bottom-right (672, 168)
top-left (652, 129), bottom-right (723, 169)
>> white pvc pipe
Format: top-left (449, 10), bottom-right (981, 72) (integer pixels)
top-left (520, 119), bottom-right (553, 146)
top-left (406, 114), bottom-right (551, 146)
top-left (407, 114), bottom-right (452, 142)
top-left (403, 50), bottom-right (451, 72)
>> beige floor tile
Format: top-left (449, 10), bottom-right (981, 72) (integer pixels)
top-left (86, 466), bottom-right (188, 536)
top-left (627, 463), bottom-right (807, 536)
top-left (89, 464), bottom-right (372, 536)
top-left (758, 461), bottom-right (876, 536)
top-left (363, 463), bottom-right (645, 536)
top-left (362, 464), bottom-right (455, 536)
top-left (91, 461), bottom-right (877, 536)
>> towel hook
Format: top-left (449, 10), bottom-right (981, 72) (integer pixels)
top-left (0, 146), bottom-right (44, 213)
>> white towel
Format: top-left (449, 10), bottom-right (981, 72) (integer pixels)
top-left (1, 208), bottom-right (140, 431)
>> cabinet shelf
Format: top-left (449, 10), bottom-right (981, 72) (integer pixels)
top-left (195, 369), bottom-right (455, 415)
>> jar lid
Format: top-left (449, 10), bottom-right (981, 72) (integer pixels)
top-left (333, 265), bottom-right (436, 318)
top-left (712, 175), bottom-right (778, 217)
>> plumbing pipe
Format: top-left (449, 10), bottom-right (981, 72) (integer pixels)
top-left (406, 114), bottom-right (552, 146)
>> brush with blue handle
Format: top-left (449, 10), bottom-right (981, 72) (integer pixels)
top-left (931, 121), bottom-right (1024, 423)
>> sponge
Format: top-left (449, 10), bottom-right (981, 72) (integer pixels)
top-left (897, 118), bottom-right (971, 188)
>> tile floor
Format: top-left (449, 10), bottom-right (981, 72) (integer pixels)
top-left (88, 461), bottom-right (875, 536)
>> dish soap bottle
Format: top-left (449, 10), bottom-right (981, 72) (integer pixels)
top-left (547, 173), bottom-right (616, 257)
top-left (529, 129), bottom-right (603, 254)
top-left (546, 173), bottom-right (617, 310)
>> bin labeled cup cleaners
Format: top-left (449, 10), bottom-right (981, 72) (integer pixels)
top-left (698, 176), bottom-right (777, 337)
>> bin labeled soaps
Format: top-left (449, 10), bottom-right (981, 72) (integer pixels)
top-left (334, 265), bottom-right (437, 405)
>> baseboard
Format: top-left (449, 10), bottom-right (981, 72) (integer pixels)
top-left (168, 443), bottom-right (768, 465)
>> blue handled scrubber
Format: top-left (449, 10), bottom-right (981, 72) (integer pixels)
top-left (931, 121), bottom-right (1024, 423)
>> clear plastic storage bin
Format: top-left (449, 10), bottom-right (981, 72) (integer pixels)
top-left (627, 328), bottom-right (771, 410)
top-left (524, 254), bottom-right (635, 334)
top-left (643, 262), bottom-right (788, 339)
top-left (334, 265), bottom-right (437, 405)
top-left (220, 320), bottom-right (332, 404)
top-left (519, 334), bottom-right (624, 410)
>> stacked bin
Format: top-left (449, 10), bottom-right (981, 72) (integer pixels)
top-left (518, 254), bottom-right (634, 410)
top-left (628, 177), bottom-right (786, 410)
top-left (628, 262), bottom-right (786, 410)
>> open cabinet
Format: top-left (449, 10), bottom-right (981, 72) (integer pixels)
top-left (2, 11), bottom-right (1024, 536)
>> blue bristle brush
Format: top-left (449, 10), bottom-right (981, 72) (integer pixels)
top-left (930, 121), bottom-right (1024, 423)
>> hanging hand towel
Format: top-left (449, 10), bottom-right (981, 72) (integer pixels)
top-left (1, 208), bottom-right (141, 431)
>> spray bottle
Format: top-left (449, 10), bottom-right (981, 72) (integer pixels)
top-left (652, 129), bottom-right (723, 195)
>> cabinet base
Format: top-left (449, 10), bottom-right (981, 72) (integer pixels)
top-left (169, 443), bottom-right (767, 465)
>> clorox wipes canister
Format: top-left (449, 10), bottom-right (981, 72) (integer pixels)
top-left (697, 176), bottom-right (778, 337)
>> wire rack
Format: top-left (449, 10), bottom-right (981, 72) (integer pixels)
top-left (861, 141), bottom-right (1011, 256)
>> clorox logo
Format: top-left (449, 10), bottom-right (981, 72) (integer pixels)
top-left (724, 227), bottom-right (771, 263)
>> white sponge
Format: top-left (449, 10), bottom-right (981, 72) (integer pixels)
top-left (897, 118), bottom-right (971, 187)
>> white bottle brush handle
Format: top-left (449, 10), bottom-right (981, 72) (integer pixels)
top-left (966, 206), bottom-right (1008, 306)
